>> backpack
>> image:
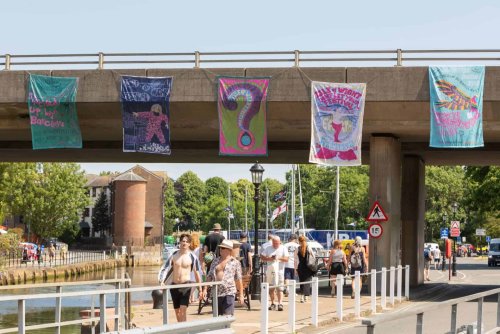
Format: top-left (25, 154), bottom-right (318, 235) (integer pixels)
top-left (350, 247), bottom-right (363, 269)
top-left (424, 248), bottom-right (431, 261)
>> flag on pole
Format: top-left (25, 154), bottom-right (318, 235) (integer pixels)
top-left (273, 189), bottom-right (287, 202)
top-left (270, 201), bottom-right (287, 222)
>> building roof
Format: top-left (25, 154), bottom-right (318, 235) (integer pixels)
top-left (127, 165), bottom-right (166, 182)
top-left (113, 171), bottom-right (147, 182)
top-left (86, 175), bottom-right (113, 187)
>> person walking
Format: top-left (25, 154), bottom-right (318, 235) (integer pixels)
top-left (48, 243), bottom-right (56, 264)
top-left (239, 232), bottom-right (253, 275)
top-left (296, 235), bottom-right (316, 303)
top-left (349, 236), bottom-right (367, 298)
top-left (205, 240), bottom-right (244, 316)
top-left (424, 246), bottom-right (433, 281)
top-left (261, 235), bottom-right (289, 311)
top-left (327, 240), bottom-right (348, 297)
top-left (433, 247), bottom-right (441, 270)
top-left (158, 233), bottom-right (203, 322)
top-left (283, 234), bottom-right (299, 297)
top-left (200, 223), bottom-right (225, 274)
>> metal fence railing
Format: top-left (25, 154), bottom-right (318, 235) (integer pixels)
top-left (1, 249), bottom-right (113, 269)
top-left (259, 265), bottom-right (410, 334)
top-left (362, 287), bottom-right (500, 334)
top-left (1, 49), bottom-right (500, 70)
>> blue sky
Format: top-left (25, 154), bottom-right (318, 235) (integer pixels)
top-left (3, 0), bottom-right (499, 181)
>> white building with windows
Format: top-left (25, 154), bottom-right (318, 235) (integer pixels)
top-left (81, 175), bottom-right (113, 237)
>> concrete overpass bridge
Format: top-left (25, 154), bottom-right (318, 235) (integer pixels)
top-left (1, 50), bottom-right (500, 287)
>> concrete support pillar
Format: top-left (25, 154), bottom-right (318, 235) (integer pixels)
top-left (369, 135), bottom-right (402, 291)
top-left (401, 155), bottom-right (426, 287)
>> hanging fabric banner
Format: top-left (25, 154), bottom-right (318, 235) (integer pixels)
top-left (309, 82), bottom-right (366, 166)
top-left (429, 66), bottom-right (485, 148)
top-left (121, 76), bottom-right (173, 155)
top-left (27, 74), bottom-right (81, 149)
top-left (218, 77), bottom-right (269, 156)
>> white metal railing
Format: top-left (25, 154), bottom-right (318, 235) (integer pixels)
top-left (259, 265), bottom-right (410, 333)
top-left (361, 287), bottom-right (500, 334)
top-left (1, 50), bottom-right (500, 70)
top-left (0, 279), bottom-right (223, 334)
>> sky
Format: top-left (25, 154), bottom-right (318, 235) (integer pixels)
top-left (3, 0), bottom-right (500, 181)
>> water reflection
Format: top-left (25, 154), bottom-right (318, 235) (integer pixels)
top-left (0, 266), bottom-right (161, 333)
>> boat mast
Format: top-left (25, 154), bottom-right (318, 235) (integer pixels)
top-left (297, 164), bottom-right (305, 234)
top-left (227, 185), bottom-right (232, 239)
top-left (265, 187), bottom-right (269, 235)
top-left (334, 166), bottom-right (340, 241)
top-left (245, 185), bottom-right (248, 233)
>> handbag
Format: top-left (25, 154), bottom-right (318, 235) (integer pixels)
top-left (306, 248), bottom-right (318, 272)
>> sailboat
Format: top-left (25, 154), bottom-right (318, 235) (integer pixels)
top-left (273, 164), bottom-right (325, 256)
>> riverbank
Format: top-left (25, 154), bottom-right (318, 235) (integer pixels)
top-left (0, 252), bottom-right (163, 286)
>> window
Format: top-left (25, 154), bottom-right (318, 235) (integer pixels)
top-left (84, 208), bottom-right (90, 217)
top-left (92, 187), bottom-right (97, 197)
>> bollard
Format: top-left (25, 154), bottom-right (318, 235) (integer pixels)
top-left (311, 277), bottom-right (318, 326)
top-left (336, 274), bottom-right (344, 322)
top-left (381, 267), bottom-right (387, 309)
top-left (389, 266), bottom-right (395, 307)
top-left (405, 265), bottom-right (410, 300)
top-left (288, 280), bottom-right (296, 333)
top-left (355, 271), bottom-right (361, 318)
top-left (371, 269), bottom-right (377, 314)
top-left (397, 265), bottom-right (402, 303)
top-left (261, 283), bottom-right (269, 334)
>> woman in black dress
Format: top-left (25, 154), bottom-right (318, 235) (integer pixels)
top-left (296, 235), bottom-right (316, 303)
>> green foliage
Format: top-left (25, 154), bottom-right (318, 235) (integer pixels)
top-left (0, 163), bottom-right (90, 240)
top-left (205, 177), bottom-right (228, 199)
top-left (174, 171), bottom-right (206, 226)
top-left (91, 191), bottom-right (111, 235)
top-left (163, 177), bottom-right (180, 235)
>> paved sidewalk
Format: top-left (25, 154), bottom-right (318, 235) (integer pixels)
top-left (131, 286), bottom-right (408, 333)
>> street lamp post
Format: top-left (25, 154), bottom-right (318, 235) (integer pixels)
top-left (442, 213), bottom-right (447, 271)
top-left (451, 202), bottom-right (458, 277)
top-left (249, 162), bottom-right (264, 300)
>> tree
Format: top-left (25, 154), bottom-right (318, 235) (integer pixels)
top-left (91, 191), bottom-right (111, 236)
top-left (0, 163), bottom-right (90, 240)
top-left (174, 171), bottom-right (205, 228)
top-left (163, 177), bottom-right (181, 235)
top-left (205, 177), bottom-right (228, 199)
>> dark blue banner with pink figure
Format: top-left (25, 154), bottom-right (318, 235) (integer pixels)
top-left (121, 76), bottom-right (173, 155)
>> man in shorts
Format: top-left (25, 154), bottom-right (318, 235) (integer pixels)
top-left (158, 233), bottom-right (203, 322)
top-left (261, 235), bottom-right (289, 311)
top-left (283, 234), bottom-right (299, 297)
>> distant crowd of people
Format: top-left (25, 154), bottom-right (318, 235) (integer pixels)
top-left (158, 224), bottom-right (369, 323)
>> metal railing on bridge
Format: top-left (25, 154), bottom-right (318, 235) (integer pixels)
top-left (2, 49), bottom-right (500, 70)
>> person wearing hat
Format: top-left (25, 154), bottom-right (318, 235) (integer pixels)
top-left (239, 232), bottom-right (253, 275)
top-left (200, 223), bottom-right (225, 273)
top-left (204, 240), bottom-right (244, 316)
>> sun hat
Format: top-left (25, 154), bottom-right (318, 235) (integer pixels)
top-left (213, 223), bottom-right (222, 230)
top-left (218, 239), bottom-right (233, 250)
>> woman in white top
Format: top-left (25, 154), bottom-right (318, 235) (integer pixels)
top-left (327, 239), bottom-right (348, 297)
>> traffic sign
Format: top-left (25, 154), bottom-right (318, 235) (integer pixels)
top-left (440, 228), bottom-right (449, 239)
top-left (475, 228), bottom-right (485, 236)
top-left (450, 220), bottom-right (460, 237)
top-left (486, 236), bottom-right (491, 243)
top-left (366, 201), bottom-right (388, 222)
top-left (368, 223), bottom-right (383, 238)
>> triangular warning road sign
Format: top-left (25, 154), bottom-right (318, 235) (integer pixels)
top-left (450, 221), bottom-right (460, 229)
top-left (366, 201), bottom-right (389, 222)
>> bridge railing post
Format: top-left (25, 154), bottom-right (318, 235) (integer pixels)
top-left (477, 297), bottom-right (483, 334)
top-left (336, 274), bottom-right (344, 322)
top-left (294, 50), bottom-right (300, 67)
top-left (261, 283), bottom-right (269, 334)
top-left (100, 293), bottom-right (106, 334)
top-left (355, 271), bottom-right (361, 318)
top-left (55, 286), bottom-right (62, 334)
top-left (98, 52), bottom-right (104, 70)
top-left (396, 49), bottom-right (403, 66)
top-left (381, 267), bottom-right (387, 309)
top-left (397, 265), bottom-right (402, 303)
top-left (405, 265), bottom-right (410, 300)
top-left (311, 277), bottom-right (318, 326)
top-left (288, 280), bottom-right (296, 332)
top-left (371, 269), bottom-right (377, 314)
top-left (18, 299), bottom-right (25, 334)
top-left (194, 51), bottom-right (200, 68)
top-left (5, 54), bottom-right (11, 70)
top-left (389, 266), bottom-right (395, 307)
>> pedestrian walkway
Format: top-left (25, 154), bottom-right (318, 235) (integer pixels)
top-left (131, 286), bottom-right (408, 333)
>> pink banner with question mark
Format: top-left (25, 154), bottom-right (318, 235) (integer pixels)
top-left (218, 77), bottom-right (269, 156)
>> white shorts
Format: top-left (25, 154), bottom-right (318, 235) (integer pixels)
top-left (266, 264), bottom-right (285, 290)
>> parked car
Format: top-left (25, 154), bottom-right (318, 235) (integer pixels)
top-left (487, 238), bottom-right (500, 267)
top-left (162, 244), bottom-right (178, 261)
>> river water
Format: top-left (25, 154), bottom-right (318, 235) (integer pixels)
top-left (0, 266), bottom-right (161, 333)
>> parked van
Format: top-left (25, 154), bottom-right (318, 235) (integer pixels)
top-left (487, 238), bottom-right (500, 267)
